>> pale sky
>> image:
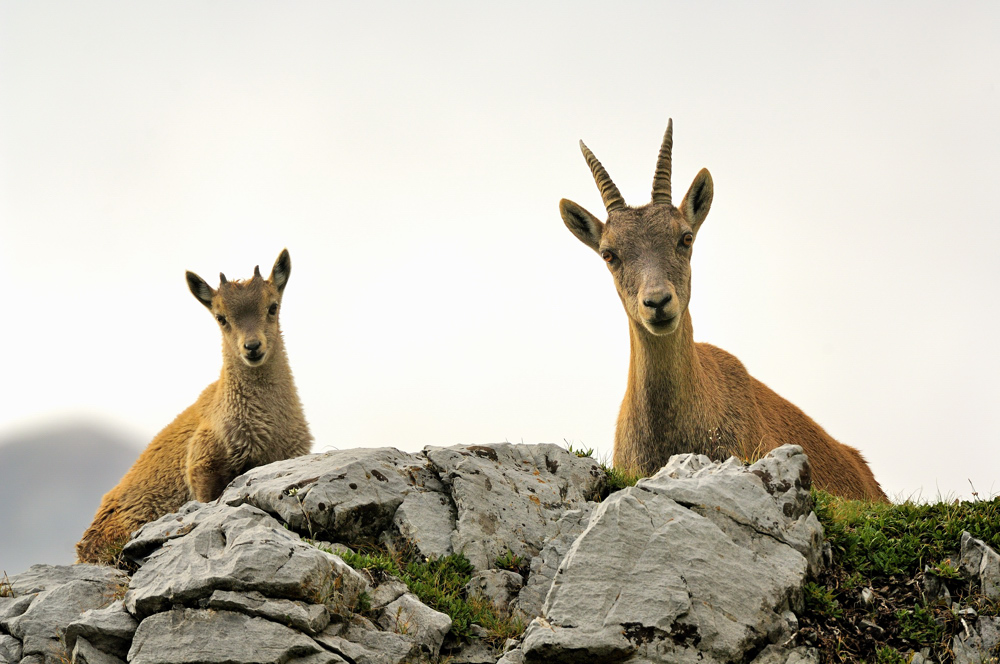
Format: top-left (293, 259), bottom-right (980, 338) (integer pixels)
top-left (2, 2), bottom-right (998, 501)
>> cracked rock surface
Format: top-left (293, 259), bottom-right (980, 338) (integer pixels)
top-left (2, 443), bottom-right (832, 664)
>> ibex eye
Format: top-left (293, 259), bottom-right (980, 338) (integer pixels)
top-left (216, 315), bottom-right (227, 325)
top-left (601, 250), bottom-right (615, 263)
top-left (681, 233), bottom-right (694, 248)
top-left (268, 303), bottom-right (278, 315)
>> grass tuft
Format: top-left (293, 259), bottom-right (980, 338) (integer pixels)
top-left (318, 540), bottom-right (524, 647)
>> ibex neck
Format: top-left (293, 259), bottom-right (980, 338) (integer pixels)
top-left (220, 338), bottom-right (291, 390)
top-left (625, 311), bottom-right (703, 399)
top-left (616, 310), bottom-right (720, 469)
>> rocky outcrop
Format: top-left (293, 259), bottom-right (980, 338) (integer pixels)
top-left (0, 443), bottom-right (841, 664)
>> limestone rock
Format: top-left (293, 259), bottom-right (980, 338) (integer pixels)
top-left (204, 590), bottom-right (330, 635)
top-left (424, 443), bottom-right (604, 571)
top-left (465, 570), bottom-right (523, 610)
top-left (392, 491), bottom-right (456, 559)
top-left (124, 503), bottom-right (368, 619)
top-left (64, 600), bottom-right (137, 659)
top-left (0, 634), bottom-right (22, 663)
top-left (71, 637), bottom-right (126, 664)
top-left (315, 620), bottom-right (419, 664)
top-left (377, 592), bottom-right (452, 656)
top-left (6, 573), bottom-right (126, 664)
top-left (128, 608), bottom-right (345, 664)
top-left (960, 531), bottom-right (1000, 599)
top-left (521, 445), bottom-right (821, 664)
top-left (221, 447), bottom-right (442, 542)
top-left (512, 505), bottom-right (593, 620)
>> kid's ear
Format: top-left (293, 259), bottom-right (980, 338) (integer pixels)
top-left (679, 168), bottom-right (714, 231)
top-left (560, 198), bottom-right (605, 253)
top-left (269, 249), bottom-right (291, 293)
top-left (186, 271), bottom-right (215, 309)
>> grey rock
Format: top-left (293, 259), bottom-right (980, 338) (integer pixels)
top-left (7, 576), bottom-right (125, 664)
top-left (120, 501), bottom-right (209, 563)
top-left (0, 634), bottom-right (21, 663)
top-left (750, 645), bottom-right (821, 664)
top-left (124, 503), bottom-right (368, 619)
top-left (0, 594), bottom-right (36, 630)
top-left (367, 578), bottom-right (409, 611)
top-left (496, 647), bottom-right (525, 664)
top-left (221, 448), bottom-right (442, 542)
top-left (71, 637), bottom-right (126, 664)
top-left (978, 615), bottom-right (1000, 652)
top-left (128, 608), bottom-right (345, 664)
top-left (205, 590), bottom-right (330, 635)
top-left (466, 570), bottom-right (523, 610)
top-left (64, 600), bottom-right (137, 659)
top-left (640, 445), bottom-right (823, 575)
top-left (445, 641), bottom-right (498, 663)
top-left (5, 564), bottom-right (126, 597)
top-left (378, 592), bottom-right (452, 655)
top-left (523, 446), bottom-right (819, 664)
top-left (315, 620), bottom-right (418, 664)
top-left (512, 505), bottom-right (593, 620)
top-left (960, 531), bottom-right (1000, 599)
top-left (424, 443), bottom-right (604, 571)
top-left (392, 491), bottom-right (455, 558)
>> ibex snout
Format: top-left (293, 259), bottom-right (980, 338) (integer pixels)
top-left (241, 335), bottom-right (267, 365)
top-left (639, 283), bottom-right (681, 335)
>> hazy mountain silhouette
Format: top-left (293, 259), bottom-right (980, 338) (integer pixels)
top-left (0, 421), bottom-right (141, 575)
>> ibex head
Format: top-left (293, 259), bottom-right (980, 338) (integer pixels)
top-left (186, 249), bottom-right (292, 367)
top-left (560, 120), bottom-right (714, 336)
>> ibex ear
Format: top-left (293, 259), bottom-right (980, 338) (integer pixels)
top-left (560, 199), bottom-right (604, 253)
top-left (269, 249), bottom-right (291, 293)
top-left (679, 168), bottom-right (714, 231)
top-left (186, 271), bottom-right (215, 310)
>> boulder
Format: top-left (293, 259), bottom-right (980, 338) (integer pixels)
top-left (960, 531), bottom-right (1000, 599)
top-left (127, 608), bottom-right (344, 664)
top-left (424, 443), bottom-right (604, 571)
top-left (64, 600), bottom-right (137, 659)
top-left (220, 447), bottom-right (442, 542)
top-left (124, 503), bottom-right (368, 619)
top-left (520, 445), bottom-right (822, 664)
top-left (465, 570), bottom-right (524, 610)
top-left (4, 565), bottom-right (128, 664)
top-left (377, 592), bottom-right (452, 655)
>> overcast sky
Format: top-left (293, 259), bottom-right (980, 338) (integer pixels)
top-left (2, 2), bottom-right (998, 502)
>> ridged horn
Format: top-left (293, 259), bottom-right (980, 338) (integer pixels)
top-left (219, 272), bottom-right (228, 285)
top-left (580, 140), bottom-right (626, 213)
top-left (651, 119), bottom-right (673, 205)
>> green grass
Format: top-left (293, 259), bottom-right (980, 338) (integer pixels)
top-left (803, 489), bottom-right (1000, 662)
top-left (317, 541), bottom-right (525, 647)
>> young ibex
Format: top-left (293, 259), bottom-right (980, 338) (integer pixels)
top-left (76, 249), bottom-right (314, 563)
top-left (560, 121), bottom-right (886, 501)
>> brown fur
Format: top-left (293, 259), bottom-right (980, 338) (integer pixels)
top-left (560, 123), bottom-right (886, 502)
top-left (76, 249), bottom-right (313, 563)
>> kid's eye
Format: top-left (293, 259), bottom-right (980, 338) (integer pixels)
top-left (681, 233), bottom-right (694, 248)
top-left (216, 315), bottom-right (227, 325)
top-left (268, 303), bottom-right (278, 315)
top-left (601, 250), bottom-right (616, 263)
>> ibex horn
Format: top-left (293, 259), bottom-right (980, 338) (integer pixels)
top-left (219, 272), bottom-right (228, 285)
top-left (651, 118), bottom-right (673, 205)
top-left (253, 265), bottom-right (262, 279)
top-left (580, 141), bottom-right (626, 213)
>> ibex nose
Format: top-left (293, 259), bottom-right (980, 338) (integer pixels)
top-left (642, 292), bottom-right (673, 310)
top-left (244, 340), bottom-right (261, 351)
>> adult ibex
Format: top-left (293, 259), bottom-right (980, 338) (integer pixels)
top-left (76, 249), bottom-right (314, 563)
top-left (560, 121), bottom-right (886, 501)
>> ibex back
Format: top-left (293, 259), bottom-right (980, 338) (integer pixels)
top-left (559, 121), bottom-right (886, 502)
top-left (76, 249), bottom-right (313, 563)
